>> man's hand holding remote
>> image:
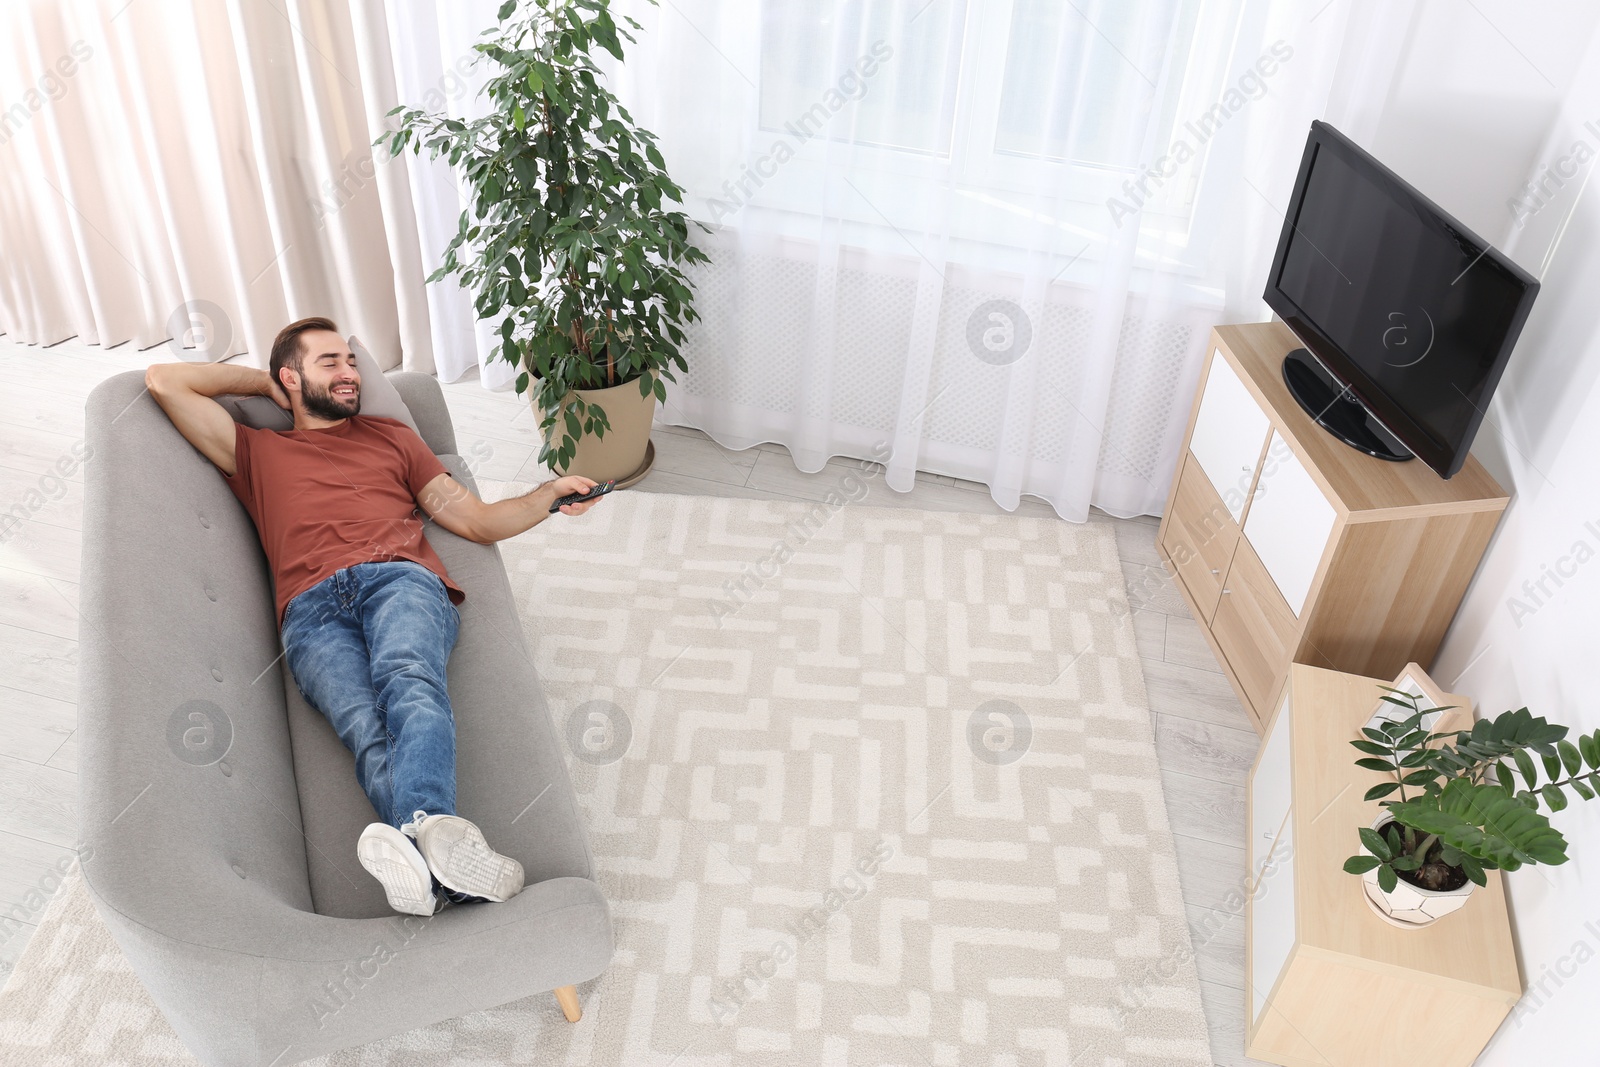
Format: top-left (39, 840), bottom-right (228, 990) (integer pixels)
top-left (546, 475), bottom-right (605, 516)
top-left (458, 473), bottom-right (607, 543)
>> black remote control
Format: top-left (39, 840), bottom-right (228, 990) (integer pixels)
top-left (550, 479), bottom-right (615, 512)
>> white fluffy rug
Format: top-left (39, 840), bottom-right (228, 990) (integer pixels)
top-left (0, 485), bottom-right (1209, 1066)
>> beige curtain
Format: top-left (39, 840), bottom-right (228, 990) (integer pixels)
top-left (0, 0), bottom-right (437, 374)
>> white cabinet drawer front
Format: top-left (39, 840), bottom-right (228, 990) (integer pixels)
top-left (1243, 432), bottom-right (1336, 616)
top-left (1249, 689), bottom-right (1293, 890)
top-left (1250, 816), bottom-right (1297, 1028)
top-left (1190, 350), bottom-right (1271, 523)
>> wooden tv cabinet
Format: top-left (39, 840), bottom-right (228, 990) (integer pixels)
top-left (1155, 322), bottom-right (1510, 733)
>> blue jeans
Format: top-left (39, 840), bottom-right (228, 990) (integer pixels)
top-left (281, 560), bottom-right (460, 832)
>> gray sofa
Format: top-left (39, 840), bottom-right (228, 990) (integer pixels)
top-left (77, 370), bottom-right (612, 1066)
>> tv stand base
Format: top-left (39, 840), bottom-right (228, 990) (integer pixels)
top-left (1281, 348), bottom-right (1412, 462)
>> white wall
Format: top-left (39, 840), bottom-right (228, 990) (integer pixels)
top-left (1440, 15), bottom-right (1600, 1062)
top-left (1321, 1), bottom-right (1600, 1060)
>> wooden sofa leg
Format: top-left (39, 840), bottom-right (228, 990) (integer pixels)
top-left (554, 984), bottom-right (582, 1022)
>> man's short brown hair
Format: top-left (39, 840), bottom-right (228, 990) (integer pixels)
top-left (270, 316), bottom-right (341, 391)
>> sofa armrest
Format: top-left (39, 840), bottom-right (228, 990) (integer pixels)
top-left (85, 870), bottom-right (612, 1066)
top-left (387, 372), bottom-right (457, 457)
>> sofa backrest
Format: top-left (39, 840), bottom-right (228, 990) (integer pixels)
top-left (79, 371), bottom-right (318, 941)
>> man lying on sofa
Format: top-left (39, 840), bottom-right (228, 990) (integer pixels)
top-left (145, 315), bottom-right (603, 917)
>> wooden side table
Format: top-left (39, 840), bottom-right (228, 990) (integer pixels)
top-left (1246, 662), bottom-right (1523, 1066)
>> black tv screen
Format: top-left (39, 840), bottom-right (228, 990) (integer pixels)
top-left (1264, 121), bottom-right (1539, 478)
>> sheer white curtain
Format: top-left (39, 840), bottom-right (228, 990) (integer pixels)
top-left (372, 0), bottom-right (516, 387)
top-left (585, 0), bottom-right (1416, 518)
top-left (0, 0), bottom-right (1417, 517)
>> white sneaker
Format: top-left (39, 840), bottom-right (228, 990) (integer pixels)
top-left (357, 821), bottom-right (441, 917)
top-left (401, 809), bottom-right (525, 903)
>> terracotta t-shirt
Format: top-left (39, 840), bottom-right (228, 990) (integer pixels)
top-left (221, 414), bottom-right (466, 629)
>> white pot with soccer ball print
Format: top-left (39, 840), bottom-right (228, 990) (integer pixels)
top-left (1359, 812), bottom-right (1476, 929)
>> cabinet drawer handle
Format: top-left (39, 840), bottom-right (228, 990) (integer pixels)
top-left (1210, 568), bottom-right (1220, 575)
top-left (1222, 588), bottom-right (1232, 595)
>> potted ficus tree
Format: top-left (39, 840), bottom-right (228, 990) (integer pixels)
top-left (1344, 685), bottom-right (1600, 928)
top-left (380, 0), bottom-right (709, 483)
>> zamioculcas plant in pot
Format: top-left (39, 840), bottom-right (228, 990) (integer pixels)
top-left (1344, 685), bottom-right (1600, 928)
top-left (380, 0), bottom-right (710, 483)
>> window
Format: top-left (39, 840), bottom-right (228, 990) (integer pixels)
top-left (758, 1), bottom-right (967, 156)
top-left (734, 0), bottom-right (1230, 272)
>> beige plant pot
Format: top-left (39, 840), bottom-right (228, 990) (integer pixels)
top-left (1360, 812), bottom-right (1475, 929)
top-left (536, 376), bottom-right (657, 486)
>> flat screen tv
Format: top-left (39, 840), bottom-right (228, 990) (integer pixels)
top-left (1263, 120), bottom-right (1539, 479)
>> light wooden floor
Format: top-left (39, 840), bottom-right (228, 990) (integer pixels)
top-left (0, 335), bottom-right (1269, 1066)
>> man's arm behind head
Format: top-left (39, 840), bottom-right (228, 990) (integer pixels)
top-left (145, 363), bottom-right (285, 477)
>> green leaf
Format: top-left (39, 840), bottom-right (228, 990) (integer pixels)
top-left (1559, 740), bottom-right (1583, 777)
top-left (1581, 732), bottom-right (1600, 770)
top-left (497, 0), bottom-right (517, 19)
top-left (1364, 782), bottom-right (1401, 801)
top-left (1391, 855), bottom-right (1421, 871)
top-left (1344, 855), bottom-right (1381, 875)
top-left (1491, 709), bottom-right (1525, 743)
top-left (1543, 750), bottom-right (1564, 781)
top-left (1377, 864), bottom-right (1398, 893)
top-left (1459, 854), bottom-right (1488, 886)
top-left (1571, 778), bottom-right (1595, 801)
top-left (1351, 739), bottom-right (1392, 757)
top-left (527, 69), bottom-right (543, 94)
top-left (1355, 758), bottom-right (1396, 773)
top-left (530, 60), bottom-right (557, 92)
top-left (1543, 784), bottom-right (1569, 812)
top-left (1514, 748), bottom-right (1539, 790)
top-left (1495, 761), bottom-right (1515, 794)
top-left (1359, 827), bottom-right (1392, 861)
top-left (1362, 727), bottom-right (1391, 744)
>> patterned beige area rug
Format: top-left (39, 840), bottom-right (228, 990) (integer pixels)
top-left (0, 486), bottom-right (1210, 1066)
